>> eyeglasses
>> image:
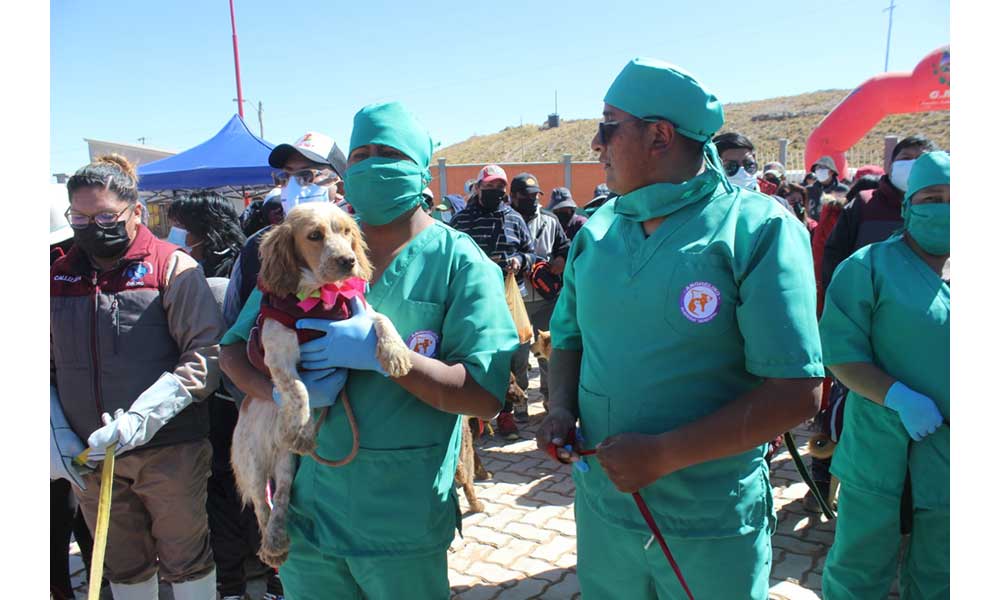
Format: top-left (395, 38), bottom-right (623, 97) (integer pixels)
top-left (722, 158), bottom-right (758, 177)
top-left (287, 168), bottom-right (338, 186)
top-left (65, 205), bottom-right (133, 230)
top-left (596, 116), bottom-right (664, 146)
top-left (273, 171), bottom-right (290, 186)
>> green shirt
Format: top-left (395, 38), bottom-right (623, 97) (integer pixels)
top-left (225, 221), bottom-right (520, 555)
top-left (551, 184), bottom-right (824, 538)
top-left (821, 235), bottom-right (949, 509)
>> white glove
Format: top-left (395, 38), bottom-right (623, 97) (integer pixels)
top-left (87, 372), bottom-right (193, 456)
top-left (50, 385), bottom-right (92, 489)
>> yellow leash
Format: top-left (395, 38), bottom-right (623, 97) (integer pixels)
top-left (76, 446), bottom-right (116, 600)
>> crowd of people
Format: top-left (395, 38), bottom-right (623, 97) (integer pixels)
top-left (50, 56), bottom-right (949, 600)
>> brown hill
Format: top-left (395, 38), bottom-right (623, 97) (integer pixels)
top-left (434, 89), bottom-right (950, 171)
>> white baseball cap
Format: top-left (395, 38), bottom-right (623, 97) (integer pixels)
top-left (269, 131), bottom-right (347, 176)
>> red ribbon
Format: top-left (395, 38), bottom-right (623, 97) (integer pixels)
top-left (296, 277), bottom-right (367, 313)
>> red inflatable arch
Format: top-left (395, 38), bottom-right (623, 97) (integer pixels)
top-left (805, 45), bottom-right (950, 177)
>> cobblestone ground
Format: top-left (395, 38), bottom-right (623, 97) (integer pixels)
top-left (69, 357), bottom-right (901, 599)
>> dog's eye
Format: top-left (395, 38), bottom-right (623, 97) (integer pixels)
top-left (307, 231), bottom-right (323, 241)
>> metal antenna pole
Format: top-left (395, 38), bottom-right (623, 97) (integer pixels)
top-left (229, 0), bottom-right (245, 117)
top-left (258, 101), bottom-right (264, 138)
top-left (883, 0), bottom-right (897, 72)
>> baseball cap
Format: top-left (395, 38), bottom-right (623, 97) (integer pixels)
top-left (476, 164), bottom-right (508, 185)
top-left (549, 187), bottom-right (577, 211)
top-left (593, 183), bottom-right (610, 198)
top-left (269, 131), bottom-right (348, 176)
top-left (511, 173), bottom-right (541, 195)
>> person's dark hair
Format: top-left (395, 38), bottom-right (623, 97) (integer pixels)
top-left (711, 132), bottom-right (755, 155)
top-left (803, 172), bottom-right (817, 184)
top-left (846, 175), bottom-right (881, 202)
top-left (833, 183), bottom-right (850, 195)
top-left (240, 200), bottom-right (272, 237)
top-left (66, 154), bottom-right (139, 204)
top-left (891, 135), bottom-right (939, 162)
top-left (168, 191), bottom-right (246, 277)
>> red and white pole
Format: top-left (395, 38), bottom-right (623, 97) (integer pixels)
top-left (229, 0), bottom-right (244, 118)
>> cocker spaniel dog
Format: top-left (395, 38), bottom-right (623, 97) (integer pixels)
top-left (230, 202), bottom-right (411, 567)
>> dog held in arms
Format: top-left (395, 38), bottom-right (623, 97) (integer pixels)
top-left (230, 203), bottom-right (412, 567)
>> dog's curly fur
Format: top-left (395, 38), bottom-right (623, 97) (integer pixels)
top-left (229, 203), bottom-right (412, 567)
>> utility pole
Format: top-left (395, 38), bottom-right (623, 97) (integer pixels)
top-left (233, 98), bottom-right (264, 138)
top-left (229, 0), bottom-right (244, 118)
top-left (137, 137), bottom-right (147, 145)
top-left (883, 0), bottom-right (897, 72)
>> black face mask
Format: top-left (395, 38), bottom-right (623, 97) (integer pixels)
top-left (479, 188), bottom-right (507, 212)
top-left (73, 222), bottom-right (132, 260)
top-left (514, 196), bottom-right (537, 218)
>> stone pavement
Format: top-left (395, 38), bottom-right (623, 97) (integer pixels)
top-left (69, 357), bottom-right (902, 599)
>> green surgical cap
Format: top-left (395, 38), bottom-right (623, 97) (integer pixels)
top-left (349, 102), bottom-right (435, 170)
top-left (905, 151), bottom-right (950, 202)
top-left (604, 58), bottom-right (724, 143)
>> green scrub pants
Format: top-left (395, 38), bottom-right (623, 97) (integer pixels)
top-left (575, 496), bottom-right (771, 599)
top-left (822, 481), bottom-right (949, 600)
top-left (279, 531), bottom-right (450, 600)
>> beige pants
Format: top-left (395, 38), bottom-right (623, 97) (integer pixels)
top-left (74, 439), bottom-right (215, 584)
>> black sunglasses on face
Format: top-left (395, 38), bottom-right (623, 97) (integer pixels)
top-left (596, 116), bottom-right (665, 146)
top-left (722, 158), bottom-right (758, 177)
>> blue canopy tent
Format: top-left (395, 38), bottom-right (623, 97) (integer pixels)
top-left (137, 114), bottom-right (276, 190)
top-left (136, 115), bottom-right (277, 237)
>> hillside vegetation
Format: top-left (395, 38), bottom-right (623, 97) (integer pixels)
top-left (434, 89), bottom-right (950, 170)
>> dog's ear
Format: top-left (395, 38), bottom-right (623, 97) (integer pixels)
top-left (348, 218), bottom-right (374, 281)
top-left (258, 223), bottom-right (301, 297)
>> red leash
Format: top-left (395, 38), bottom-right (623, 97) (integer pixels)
top-left (550, 435), bottom-right (696, 600)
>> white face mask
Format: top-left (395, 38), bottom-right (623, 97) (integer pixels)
top-left (281, 177), bottom-right (329, 213)
top-left (890, 159), bottom-right (916, 192)
top-left (727, 167), bottom-right (759, 191)
top-left (814, 168), bottom-right (831, 183)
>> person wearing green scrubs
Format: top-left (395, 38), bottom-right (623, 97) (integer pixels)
top-left (536, 57), bottom-right (825, 599)
top-left (820, 151), bottom-right (950, 600)
top-left (220, 101), bottom-right (520, 600)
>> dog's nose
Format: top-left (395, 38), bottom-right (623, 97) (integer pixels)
top-left (337, 256), bottom-right (356, 270)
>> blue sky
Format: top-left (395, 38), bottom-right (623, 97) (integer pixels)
top-left (50, 0), bottom-right (949, 176)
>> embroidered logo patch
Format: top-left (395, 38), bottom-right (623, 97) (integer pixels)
top-left (125, 262), bottom-right (153, 287)
top-left (406, 330), bottom-right (440, 358)
top-left (679, 281), bottom-right (721, 323)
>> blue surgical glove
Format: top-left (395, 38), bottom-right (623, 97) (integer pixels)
top-left (271, 368), bottom-right (347, 408)
top-left (884, 381), bottom-right (944, 441)
top-left (297, 297), bottom-right (387, 376)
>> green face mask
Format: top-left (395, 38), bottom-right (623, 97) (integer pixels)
top-left (614, 171), bottom-right (722, 222)
top-left (903, 202), bottom-right (950, 255)
top-left (344, 157), bottom-right (427, 226)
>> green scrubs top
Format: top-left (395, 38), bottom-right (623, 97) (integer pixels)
top-left (820, 235), bottom-right (950, 509)
top-left (224, 221), bottom-right (520, 555)
top-left (550, 184), bottom-right (824, 538)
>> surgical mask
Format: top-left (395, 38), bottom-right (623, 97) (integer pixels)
top-left (479, 188), bottom-right (507, 212)
top-left (167, 226), bottom-right (188, 247)
top-left (727, 167), bottom-right (759, 191)
top-left (903, 202), bottom-right (949, 255)
top-left (73, 221), bottom-right (132, 259)
top-left (281, 177), bottom-right (329, 213)
top-left (890, 159), bottom-right (916, 192)
top-left (814, 168), bottom-right (831, 183)
top-left (615, 168), bottom-right (722, 222)
top-left (343, 157), bottom-right (427, 226)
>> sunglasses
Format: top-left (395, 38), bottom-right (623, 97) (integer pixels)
top-left (287, 168), bottom-right (338, 186)
top-left (722, 158), bottom-right (758, 177)
top-left (273, 171), bottom-right (290, 186)
top-left (65, 204), bottom-right (133, 230)
top-left (596, 116), bottom-right (664, 146)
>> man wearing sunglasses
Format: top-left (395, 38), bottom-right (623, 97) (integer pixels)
top-left (537, 58), bottom-right (823, 599)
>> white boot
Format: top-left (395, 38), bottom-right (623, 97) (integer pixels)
top-left (171, 569), bottom-right (217, 600)
top-left (110, 573), bottom-right (158, 600)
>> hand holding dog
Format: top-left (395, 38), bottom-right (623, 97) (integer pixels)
top-left (272, 368), bottom-right (347, 408)
top-left (297, 297), bottom-right (387, 376)
top-left (596, 432), bottom-right (676, 494)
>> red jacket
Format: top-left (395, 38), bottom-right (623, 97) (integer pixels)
top-left (811, 201), bottom-right (843, 316)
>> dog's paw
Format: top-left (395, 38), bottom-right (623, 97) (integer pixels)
top-left (259, 526), bottom-right (290, 568)
top-left (474, 467), bottom-right (493, 482)
top-left (377, 336), bottom-right (413, 378)
top-left (468, 499), bottom-right (485, 514)
top-left (258, 544), bottom-right (289, 569)
top-left (283, 427), bottom-right (317, 456)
